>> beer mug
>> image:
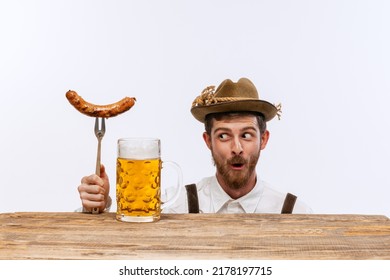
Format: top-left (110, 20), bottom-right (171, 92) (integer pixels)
top-left (116, 138), bottom-right (182, 222)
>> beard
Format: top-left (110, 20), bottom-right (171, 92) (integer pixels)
top-left (211, 151), bottom-right (260, 190)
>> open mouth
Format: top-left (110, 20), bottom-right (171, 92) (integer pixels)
top-left (228, 156), bottom-right (247, 170)
top-left (230, 163), bottom-right (245, 170)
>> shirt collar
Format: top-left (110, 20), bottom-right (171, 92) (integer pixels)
top-left (237, 180), bottom-right (264, 213)
top-left (210, 176), bottom-right (232, 212)
top-left (210, 176), bottom-right (264, 213)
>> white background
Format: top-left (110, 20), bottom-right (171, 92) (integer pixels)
top-left (0, 0), bottom-right (389, 216)
top-left (1, 260), bottom-right (390, 280)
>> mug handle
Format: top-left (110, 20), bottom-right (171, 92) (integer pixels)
top-left (161, 160), bottom-right (182, 210)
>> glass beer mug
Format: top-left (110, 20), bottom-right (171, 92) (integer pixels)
top-left (116, 138), bottom-right (182, 222)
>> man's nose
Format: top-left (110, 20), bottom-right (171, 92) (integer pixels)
top-left (232, 137), bottom-right (243, 155)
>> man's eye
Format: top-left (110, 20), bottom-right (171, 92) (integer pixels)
top-left (242, 133), bottom-right (252, 139)
top-left (219, 133), bottom-right (228, 140)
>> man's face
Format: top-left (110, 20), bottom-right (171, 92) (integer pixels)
top-left (203, 114), bottom-right (269, 190)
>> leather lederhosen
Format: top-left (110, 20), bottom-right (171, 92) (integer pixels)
top-left (185, 184), bottom-right (297, 214)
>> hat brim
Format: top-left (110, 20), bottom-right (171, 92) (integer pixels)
top-left (191, 100), bottom-right (278, 123)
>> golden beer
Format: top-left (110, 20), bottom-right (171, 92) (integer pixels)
top-left (116, 138), bottom-right (182, 223)
top-left (116, 157), bottom-right (162, 222)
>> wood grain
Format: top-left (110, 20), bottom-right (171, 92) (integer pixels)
top-left (1, 212), bottom-right (389, 260)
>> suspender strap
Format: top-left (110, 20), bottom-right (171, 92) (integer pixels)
top-left (185, 184), bottom-right (296, 214)
top-left (185, 184), bottom-right (200, 213)
top-left (281, 193), bottom-right (297, 214)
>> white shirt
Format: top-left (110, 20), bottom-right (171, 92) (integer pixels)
top-left (164, 176), bottom-right (312, 214)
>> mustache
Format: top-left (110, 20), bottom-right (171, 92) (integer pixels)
top-left (227, 155), bottom-right (247, 165)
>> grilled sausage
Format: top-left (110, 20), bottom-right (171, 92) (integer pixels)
top-left (66, 90), bottom-right (136, 118)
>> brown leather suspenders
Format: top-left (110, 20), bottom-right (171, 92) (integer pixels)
top-left (185, 184), bottom-right (200, 213)
top-left (185, 184), bottom-right (297, 214)
top-left (281, 193), bottom-right (297, 214)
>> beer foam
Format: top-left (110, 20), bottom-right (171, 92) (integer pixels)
top-left (118, 138), bottom-right (160, 159)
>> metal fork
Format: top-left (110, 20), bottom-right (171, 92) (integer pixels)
top-left (92, 117), bottom-right (106, 214)
top-left (94, 117), bottom-right (106, 176)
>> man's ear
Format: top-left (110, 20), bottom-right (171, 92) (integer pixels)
top-left (203, 132), bottom-right (212, 150)
top-left (260, 130), bottom-right (270, 150)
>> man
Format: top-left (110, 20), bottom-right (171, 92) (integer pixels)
top-left (77, 77), bottom-right (311, 214)
top-left (167, 77), bottom-right (311, 214)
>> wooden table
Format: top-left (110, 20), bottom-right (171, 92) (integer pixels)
top-left (1, 212), bottom-right (389, 260)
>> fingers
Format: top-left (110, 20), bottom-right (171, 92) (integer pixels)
top-left (77, 163), bottom-right (111, 213)
top-left (80, 192), bottom-right (105, 202)
top-left (100, 164), bottom-right (106, 175)
top-left (80, 174), bottom-right (104, 190)
top-left (99, 164), bottom-right (110, 184)
top-left (79, 190), bottom-right (106, 212)
top-left (78, 173), bottom-right (108, 212)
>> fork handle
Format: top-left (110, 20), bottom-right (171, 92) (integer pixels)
top-left (95, 137), bottom-right (102, 176)
top-left (92, 138), bottom-right (102, 214)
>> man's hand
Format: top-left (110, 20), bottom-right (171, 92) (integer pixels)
top-left (78, 164), bottom-right (111, 213)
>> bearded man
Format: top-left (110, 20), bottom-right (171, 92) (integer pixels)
top-left (169, 77), bottom-right (312, 214)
